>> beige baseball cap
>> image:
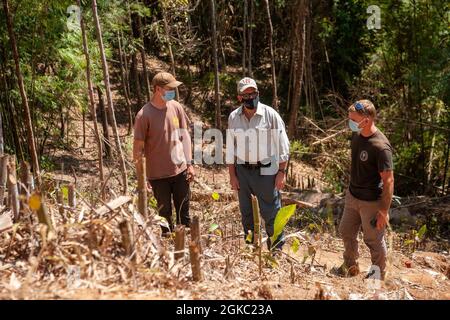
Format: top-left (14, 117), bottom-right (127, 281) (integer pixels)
top-left (151, 72), bottom-right (182, 88)
top-left (237, 77), bottom-right (258, 93)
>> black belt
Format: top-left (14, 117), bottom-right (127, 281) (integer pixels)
top-left (240, 162), bottom-right (271, 169)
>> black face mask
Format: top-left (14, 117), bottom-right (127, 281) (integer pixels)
top-left (243, 96), bottom-right (259, 109)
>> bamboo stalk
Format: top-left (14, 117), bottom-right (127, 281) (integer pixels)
top-left (36, 193), bottom-right (54, 232)
top-left (251, 195), bottom-right (260, 247)
top-left (7, 173), bottom-right (19, 220)
top-left (137, 157), bottom-right (147, 218)
top-left (174, 225), bottom-right (185, 260)
top-left (56, 189), bottom-right (65, 221)
top-left (251, 194), bottom-right (262, 276)
top-left (190, 215), bottom-right (202, 254)
top-left (119, 220), bottom-right (135, 262)
top-left (68, 184), bottom-right (76, 208)
top-left (189, 241), bottom-right (202, 281)
top-left (0, 155), bottom-right (8, 206)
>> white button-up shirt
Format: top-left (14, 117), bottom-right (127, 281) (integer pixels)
top-left (226, 102), bottom-right (290, 168)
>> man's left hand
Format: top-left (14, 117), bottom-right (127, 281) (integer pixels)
top-left (275, 171), bottom-right (285, 191)
top-left (186, 165), bottom-right (195, 183)
top-left (376, 209), bottom-right (389, 230)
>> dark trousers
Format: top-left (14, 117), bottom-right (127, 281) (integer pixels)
top-left (149, 170), bottom-right (190, 233)
top-left (236, 164), bottom-right (284, 250)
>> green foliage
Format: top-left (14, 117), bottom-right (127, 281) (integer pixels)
top-left (270, 204), bottom-right (296, 245)
top-left (289, 140), bottom-right (309, 159)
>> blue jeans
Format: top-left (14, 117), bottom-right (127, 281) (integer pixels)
top-left (236, 164), bottom-right (284, 249)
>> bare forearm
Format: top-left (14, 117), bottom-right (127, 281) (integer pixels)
top-left (228, 164), bottom-right (236, 177)
top-left (278, 161), bottom-right (287, 170)
top-left (133, 140), bottom-right (144, 161)
top-left (380, 179), bottom-right (394, 211)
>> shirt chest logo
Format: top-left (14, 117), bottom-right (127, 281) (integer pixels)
top-left (360, 150), bottom-right (368, 162)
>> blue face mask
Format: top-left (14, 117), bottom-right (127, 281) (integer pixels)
top-left (163, 90), bottom-right (176, 101)
top-left (349, 119), bottom-right (362, 133)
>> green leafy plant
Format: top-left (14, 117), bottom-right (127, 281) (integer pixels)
top-left (270, 204), bottom-right (296, 247)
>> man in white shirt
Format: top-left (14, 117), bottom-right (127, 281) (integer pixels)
top-left (226, 77), bottom-right (290, 250)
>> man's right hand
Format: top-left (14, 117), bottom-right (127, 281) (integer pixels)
top-left (230, 174), bottom-right (240, 191)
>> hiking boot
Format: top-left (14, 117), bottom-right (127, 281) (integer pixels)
top-left (331, 262), bottom-right (360, 277)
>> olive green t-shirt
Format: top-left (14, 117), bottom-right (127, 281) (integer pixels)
top-left (134, 100), bottom-right (192, 180)
top-left (349, 130), bottom-right (394, 201)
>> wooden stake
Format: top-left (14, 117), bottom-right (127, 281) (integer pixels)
top-left (119, 219), bottom-right (135, 262)
top-left (0, 155), bottom-right (8, 206)
top-left (7, 173), bottom-right (19, 220)
top-left (36, 193), bottom-right (54, 232)
top-left (174, 225), bottom-right (185, 260)
top-left (137, 157), bottom-right (147, 218)
top-left (19, 160), bottom-right (32, 195)
top-left (290, 261), bottom-right (295, 284)
top-left (190, 215), bottom-right (202, 254)
top-left (251, 194), bottom-right (262, 276)
top-left (56, 189), bottom-right (65, 221)
top-left (68, 184), bottom-right (76, 208)
top-left (251, 195), bottom-right (260, 247)
top-left (19, 161), bottom-right (32, 211)
top-left (189, 241), bottom-right (202, 281)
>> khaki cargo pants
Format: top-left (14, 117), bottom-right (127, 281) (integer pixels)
top-left (338, 190), bottom-right (387, 272)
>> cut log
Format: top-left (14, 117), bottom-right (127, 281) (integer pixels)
top-left (94, 195), bottom-right (132, 216)
top-left (280, 191), bottom-right (315, 208)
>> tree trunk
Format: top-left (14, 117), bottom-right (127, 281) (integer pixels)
top-left (137, 13), bottom-right (151, 102)
top-left (0, 63), bottom-right (23, 159)
top-left (117, 31), bottom-right (133, 134)
top-left (3, 0), bottom-right (41, 189)
top-left (128, 1), bottom-right (143, 109)
top-left (287, 0), bottom-right (307, 138)
top-left (161, 5), bottom-right (179, 100)
top-left (97, 87), bottom-right (111, 159)
top-left (247, 0), bottom-right (254, 77)
top-left (263, 0), bottom-right (278, 110)
top-left (426, 102), bottom-right (441, 188)
top-left (242, 0), bottom-right (247, 75)
top-left (210, 0), bottom-right (221, 129)
top-left (92, 0), bottom-right (128, 194)
top-left (78, 0), bottom-right (105, 194)
top-left (0, 106), bottom-right (3, 156)
top-left (131, 53), bottom-right (143, 109)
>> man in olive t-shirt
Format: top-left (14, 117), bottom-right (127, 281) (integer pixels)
top-left (334, 100), bottom-right (394, 280)
top-left (133, 72), bottom-right (194, 236)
